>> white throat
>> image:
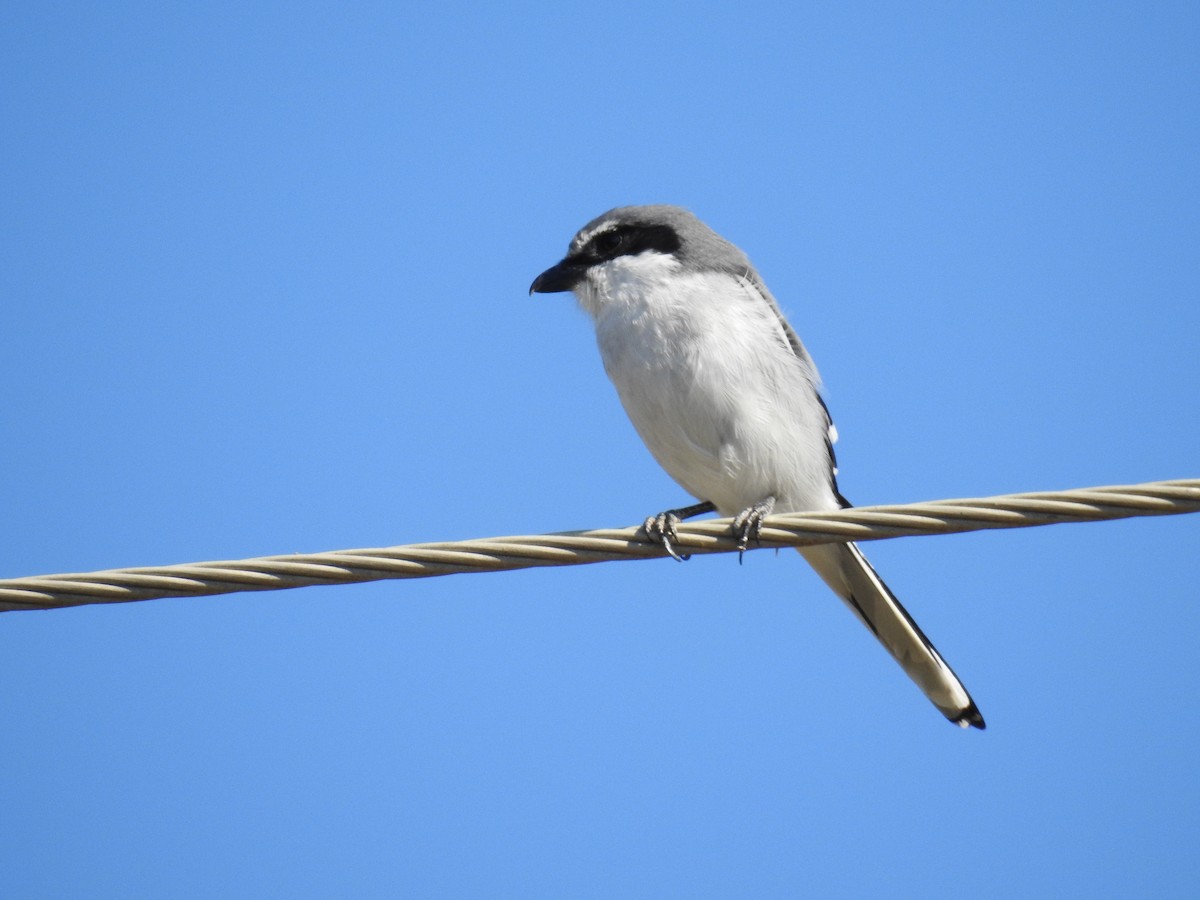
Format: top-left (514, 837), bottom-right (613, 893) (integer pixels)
top-left (572, 251), bottom-right (683, 319)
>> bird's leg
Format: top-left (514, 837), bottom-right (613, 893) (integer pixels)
top-left (643, 500), bottom-right (717, 562)
top-left (732, 495), bottom-right (776, 563)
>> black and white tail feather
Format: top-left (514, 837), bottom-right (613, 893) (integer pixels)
top-left (800, 540), bottom-right (984, 729)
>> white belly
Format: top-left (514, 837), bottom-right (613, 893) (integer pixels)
top-left (587, 267), bottom-right (839, 516)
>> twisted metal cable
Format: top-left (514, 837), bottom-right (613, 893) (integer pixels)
top-left (1, 478), bottom-right (1196, 613)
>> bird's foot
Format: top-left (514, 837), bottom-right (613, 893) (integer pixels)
top-left (732, 496), bottom-right (776, 563)
top-left (641, 500), bottom-right (716, 562)
top-left (644, 511), bottom-right (688, 562)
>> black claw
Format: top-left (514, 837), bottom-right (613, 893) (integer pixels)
top-left (643, 512), bottom-right (690, 562)
top-left (665, 539), bottom-right (691, 563)
top-left (642, 501), bottom-right (716, 563)
top-left (731, 497), bottom-right (775, 564)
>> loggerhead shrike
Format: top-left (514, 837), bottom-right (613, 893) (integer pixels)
top-left (531, 205), bottom-right (984, 729)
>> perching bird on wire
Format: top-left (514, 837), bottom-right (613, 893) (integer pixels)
top-left (530, 205), bottom-right (984, 729)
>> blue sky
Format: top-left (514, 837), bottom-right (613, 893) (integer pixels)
top-left (3, 2), bottom-right (1198, 896)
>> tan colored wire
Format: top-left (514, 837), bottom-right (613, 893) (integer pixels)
top-left (1, 478), bottom-right (1196, 613)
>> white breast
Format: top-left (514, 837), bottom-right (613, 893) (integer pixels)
top-left (575, 253), bottom-right (839, 516)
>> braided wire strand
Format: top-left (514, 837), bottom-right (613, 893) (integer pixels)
top-left (1, 478), bottom-right (1196, 612)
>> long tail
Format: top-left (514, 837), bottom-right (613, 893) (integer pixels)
top-left (799, 542), bottom-right (985, 729)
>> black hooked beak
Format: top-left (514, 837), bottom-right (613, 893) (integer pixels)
top-left (529, 257), bottom-right (586, 295)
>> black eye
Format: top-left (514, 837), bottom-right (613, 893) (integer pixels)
top-left (593, 229), bottom-right (625, 256)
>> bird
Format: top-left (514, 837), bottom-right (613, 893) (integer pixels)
top-left (530, 204), bottom-right (984, 729)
